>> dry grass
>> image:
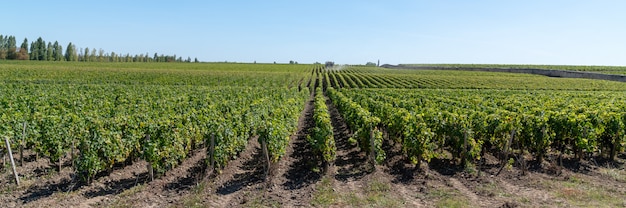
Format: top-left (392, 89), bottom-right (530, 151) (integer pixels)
top-left (311, 177), bottom-right (405, 208)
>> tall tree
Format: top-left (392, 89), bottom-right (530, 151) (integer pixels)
top-left (29, 40), bottom-right (37, 60)
top-left (110, 51), bottom-right (117, 62)
top-left (83, 47), bottom-right (89, 62)
top-left (46, 42), bottom-right (54, 61)
top-left (38, 37), bottom-right (46, 60)
top-left (7, 35), bottom-right (17, 59)
top-left (0, 33), bottom-right (196, 62)
top-left (0, 35), bottom-right (6, 59)
top-left (65, 42), bottom-right (76, 61)
top-left (98, 48), bottom-right (105, 62)
top-left (77, 48), bottom-right (82, 61)
top-left (90, 48), bottom-right (96, 62)
top-left (20, 38), bottom-right (28, 53)
top-left (53, 41), bottom-right (63, 61)
top-left (17, 38), bottom-right (29, 60)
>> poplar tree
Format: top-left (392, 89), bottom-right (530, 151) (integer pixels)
top-left (29, 40), bottom-right (38, 60)
top-left (7, 35), bottom-right (17, 59)
top-left (20, 38), bottom-right (28, 53)
top-left (88, 48), bottom-right (95, 62)
top-left (98, 48), bottom-right (104, 62)
top-left (0, 35), bottom-right (6, 59)
top-left (83, 47), bottom-right (89, 62)
top-left (18, 38), bottom-right (29, 60)
top-left (53, 41), bottom-right (63, 61)
top-left (31, 37), bottom-right (47, 61)
top-left (110, 51), bottom-right (117, 62)
top-left (46, 42), bottom-right (54, 61)
top-left (65, 42), bottom-right (76, 61)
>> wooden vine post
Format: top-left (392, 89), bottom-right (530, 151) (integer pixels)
top-left (369, 127), bottom-right (376, 169)
top-left (208, 133), bottom-right (215, 174)
top-left (58, 155), bottom-right (62, 173)
top-left (517, 129), bottom-right (527, 175)
top-left (20, 122), bottom-right (25, 166)
top-left (261, 135), bottom-right (270, 178)
top-left (537, 127), bottom-right (546, 164)
top-left (611, 131), bottom-right (619, 161)
top-left (497, 130), bottom-right (516, 176)
top-left (71, 140), bottom-right (75, 169)
top-left (146, 135), bottom-right (154, 181)
top-left (4, 136), bottom-right (20, 186)
top-left (462, 130), bottom-right (468, 166)
top-left (508, 130), bottom-right (515, 158)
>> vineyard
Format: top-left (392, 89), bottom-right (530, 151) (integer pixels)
top-left (1, 61), bottom-right (626, 207)
top-left (404, 63), bottom-right (626, 75)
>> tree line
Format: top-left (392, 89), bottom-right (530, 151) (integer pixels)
top-left (0, 34), bottom-right (199, 63)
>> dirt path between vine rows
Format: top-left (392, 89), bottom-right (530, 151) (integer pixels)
top-left (195, 90), bottom-right (318, 207)
top-left (0, 150), bottom-right (79, 208)
top-left (325, 96), bottom-right (371, 183)
top-left (0, 146), bottom-right (207, 208)
top-left (103, 147), bottom-right (207, 207)
top-left (263, 90), bottom-right (321, 206)
top-left (200, 136), bottom-right (266, 207)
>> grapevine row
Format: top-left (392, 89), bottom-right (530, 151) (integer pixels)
top-left (343, 88), bottom-right (626, 166)
top-left (0, 78), bottom-right (309, 183)
top-left (326, 88), bottom-right (385, 164)
top-left (321, 66), bottom-right (626, 91)
top-left (309, 86), bottom-right (336, 165)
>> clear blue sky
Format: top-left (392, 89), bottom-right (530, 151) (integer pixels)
top-left (4, 0), bottom-right (626, 65)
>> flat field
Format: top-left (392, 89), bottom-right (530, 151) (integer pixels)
top-left (1, 61), bottom-right (625, 207)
